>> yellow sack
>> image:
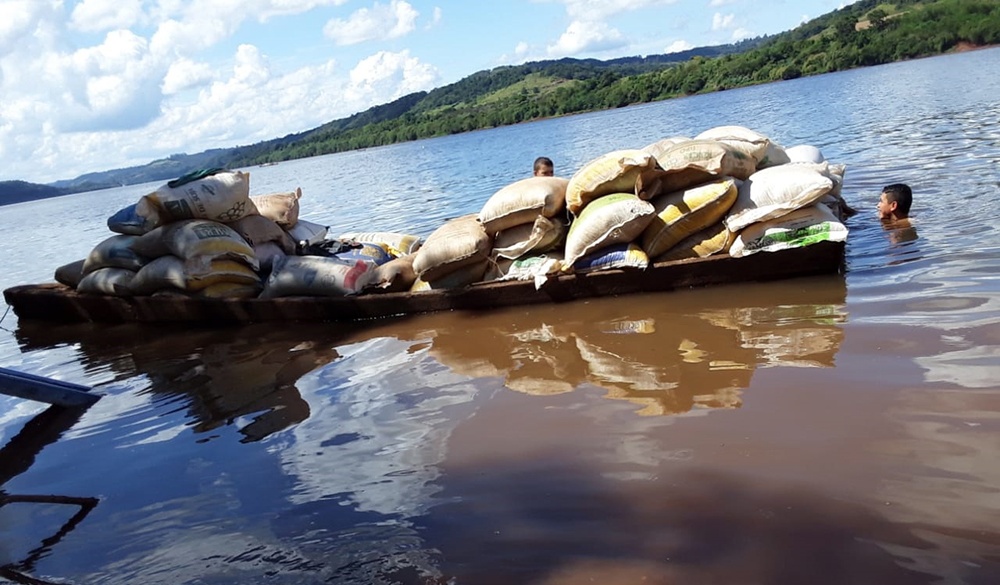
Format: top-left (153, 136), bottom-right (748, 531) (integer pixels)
top-left (566, 150), bottom-right (658, 215)
top-left (640, 178), bottom-right (738, 258)
top-left (654, 222), bottom-right (735, 262)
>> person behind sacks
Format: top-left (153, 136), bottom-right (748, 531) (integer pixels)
top-left (533, 156), bottom-right (554, 177)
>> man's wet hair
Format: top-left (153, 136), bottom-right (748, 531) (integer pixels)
top-left (533, 156), bottom-right (554, 174)
top-left (882, 183), bottom-right (912, 215)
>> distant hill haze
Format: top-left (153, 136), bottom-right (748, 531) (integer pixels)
top-left (3, 0), bottom-right (996, 206)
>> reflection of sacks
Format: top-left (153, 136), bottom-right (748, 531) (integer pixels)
top-left (133, 219), bottom-right (258, 269)
top-left (575, 336), bottom-right (676, 393)
top-left (492, 216), bottom-right (567, 260)
top-left (412, 214), bottom-right (491, 282)
top-left (107, 170), bottom-right (252, 234)
top-left (478, 176), bottom-right (569, 234)
top-left (573, 243), bottom-right (648, 274)
top-left (250, 188), bottom-right (301, 228)
top-left (640, 178), bottom-right (738, 258)
top-left (131, 255), bottom-right (260, 295)
top-left (55, 259), bottom-right (86, 288)
top-left (563, 193), bottom-right (656, 267)
top-left (339, 231), bottom-right (422, 257)
top-left (655, 221), bottom-right (735, 262)
top-left (655, 139), bottom-right (756, 181)
top-left (368, 254), bottom-right (417, 292)
top-left (411, 258), bottom-right (488, 291)
top-left (82, 234), bottom-right (147, 274)
top-left (261, 256), bottom-right (375, 298)
top-left (700, 303), bottom-right (846, 369)
top-left (729, 204), bottom-right (848, 258)
top-left (227, 214), bottom-right (296, 254)
top-left (724, 164), bottom-right (834, 232)
top-left (739, 327), bottom-right (844, 368)
top-left (76, 267), bottom-right (136, 296)
top-left (566, 149), bottom-right (658, 215)
top-left (505, 377), bottom-right (575, 396)
top-left (695, 125), bottom-right (771, 164)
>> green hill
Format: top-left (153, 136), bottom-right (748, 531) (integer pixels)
top-left (4, 0), bottom-right (998, 205)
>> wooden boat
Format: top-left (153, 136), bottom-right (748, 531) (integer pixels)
top-left (3, 241), bottom-right (845, 324)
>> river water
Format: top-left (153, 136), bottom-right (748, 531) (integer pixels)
top-left (1, 48), bottom-right (999, 585)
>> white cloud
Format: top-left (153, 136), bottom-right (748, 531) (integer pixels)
top-left (428, 6), bottom-right (442, 28)
top-left (252, 0), bottom-right (351, 22)
top-left (547, 20), bottom-right (626, 57)
top-left (343, 49), bottom-right (439, 107)
top-left (712, 12), bottom-right (735, 31)
top-left (708, 0), bottom-right (737, 6)
top-left (69, 0), bottom-right (144, 33)
top-left (323, 0), bottom-right (419, 46)
top-left (0, 0), bottom-right (60, 55)
top-left (665, 40), bottom-right (693, 54)
top-left (561, 0), bottom-right (679, 22)
top-left (0, 0), bottom-right (440, 183)
top-left (732, 27), bottom-right (753, 41)
top-left (162, 58), bottom-right (215, 95)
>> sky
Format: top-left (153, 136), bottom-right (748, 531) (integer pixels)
top-left (1, 0), bottom-right (853, 184)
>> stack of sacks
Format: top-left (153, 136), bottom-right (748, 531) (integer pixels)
top-left (257, 214), bottom-right (425, 299)
top-left (260, 228), bottom-right (426, 297)
top-left (410, 214), bottom-right (492, 291)
top-left (129, 220), bottom-right (262, 298)
top-left (725, 160), bottom-right (849, 258)
top-left (339, 231), bottom-right (423, 293)
top-left (560, 151), bottom-right (659, 274)
top-left (477, 176), bottom-right (569, 284)
top-left (71, 235), bottom-right (149, 296)
top-left (632, 126), bottom-right (849, 261)
top-left (107, 169), bottom-right (254, 235)
top-left (71, 169), bottom-right (329, 298)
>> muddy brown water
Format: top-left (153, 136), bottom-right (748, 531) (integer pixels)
top-left (2, 49), bottom-right (1000, 584)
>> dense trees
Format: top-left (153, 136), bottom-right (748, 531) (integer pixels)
top-left (232, 0), bottom-right (998, 168)
top-left (5, 0), bottom-right (998, 202)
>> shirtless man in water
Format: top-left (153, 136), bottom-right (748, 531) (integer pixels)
top-left (877, 183), bottom-right (913, 226)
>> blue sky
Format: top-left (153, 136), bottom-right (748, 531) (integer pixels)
top-left (0, 0), bottom-right (853, 183)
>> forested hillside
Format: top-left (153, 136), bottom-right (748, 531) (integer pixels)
top-left (4, 0), bottom-right (998, 204)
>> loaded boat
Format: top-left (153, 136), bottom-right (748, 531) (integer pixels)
top-left (2, 126), bottom-right (854, 325)
top-left (3, 241), bottom-right (844, 324)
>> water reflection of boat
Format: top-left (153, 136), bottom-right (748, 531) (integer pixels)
top-left (14, 323), bottom-right (344, 443)
top-left (335, 274), bottom-right (849, 417)
top-left (13, 273), bottom-right (847, 437)
top-left (3, 242), bottom-right (845, 324)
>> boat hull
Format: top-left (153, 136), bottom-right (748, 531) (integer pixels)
top-left (3, 242), bottom-right (845, 324)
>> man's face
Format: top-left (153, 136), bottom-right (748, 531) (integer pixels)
top-left (535, 165), bottom-right (553, 177)
top-left (877, 192), bottom-right (897, 220)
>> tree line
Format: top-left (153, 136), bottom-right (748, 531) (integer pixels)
top-left (4, 0), bottom-right (998, 203)
top-left (228, 0), bottom-right (1000, 167)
